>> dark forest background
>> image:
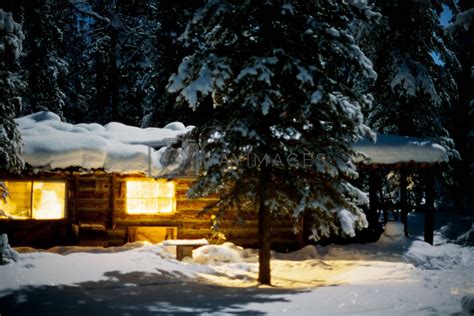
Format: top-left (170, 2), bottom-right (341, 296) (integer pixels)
top-left (0, 0), bottom-right (472, 213)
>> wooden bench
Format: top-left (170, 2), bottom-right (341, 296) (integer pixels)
top-left (162, 239), bottom-right (209, 261)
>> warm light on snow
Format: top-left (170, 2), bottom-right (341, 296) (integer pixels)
top-left (126, 180), bottom-right (175, 215)
top-left (0, 214), bottom-right (473, 315)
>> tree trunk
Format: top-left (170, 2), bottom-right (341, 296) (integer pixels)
top-left (368, 170), bottom-right (380, 229)
top-left (258, 167), bottom-right (271, 285)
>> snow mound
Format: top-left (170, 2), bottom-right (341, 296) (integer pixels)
top-left (15, 111), bottom-right (192, 174)
top-left (46, 241), bottom-right (149, 255)
top-left (193, 242), bottom-right (246, 264)
top-left (354, 134), bottom-right (448, 164)
top-left (0, 243), bottom-right (211, 296)
top-left (274, 245), bottom-right (320, 260)
top-left (376, 221), bottom-right (407, 246)
top-left (384, 221), bottom-right (405, 239)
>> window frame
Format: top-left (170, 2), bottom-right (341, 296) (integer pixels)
top-left (0, 179), bottom-right (67, 221)
top-left (125, 178), bottom-right (176, 216)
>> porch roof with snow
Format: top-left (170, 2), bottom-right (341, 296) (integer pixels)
top-left (15, 111), bottom-right (193, 175)
top-left (353, 134), bottom-right (448, 166)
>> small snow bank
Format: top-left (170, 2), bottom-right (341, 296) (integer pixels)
top-left (274, 245), bottom-right (320, 261)
top-left (276, 221), bottom-right (473, 271)
top-left (45, 241), bottom-right (149, 255)
top-left (193, 242), bottom-right (256, 264)
top-left (15, 111), bottom-right (193, 174)
top-left (354, 133), bottom-right (447, 164)
top-left (0, 242), bottom-right (209, 297)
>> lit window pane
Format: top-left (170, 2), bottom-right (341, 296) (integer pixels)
top-left (0, 181), bottom-right (32, 219)
top-left (158, 199), bottom-right (173, 214)
top-left (157, 181), bottom-right (174, 198)
top-left (32, 182), bottom-right (66, 219)
top-left (126, 180), bottom-right (175, 215)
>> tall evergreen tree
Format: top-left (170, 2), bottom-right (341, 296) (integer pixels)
top-left (71, 0), bottom-right (163, 125)
top-left (20, 0), bottom-right (69, 117)
top-left (169, 0), bottom-right (378, 284)
top-left (140, 0), bottom-right (211, 128)
top-left (358, 0), bottom-right (458, 151)
top-left (0, 9), bottom-right (24, 172)
top-left (354, 0), bottom-right (460, 211)
top-left (446, 2), bottom-right (474, 211)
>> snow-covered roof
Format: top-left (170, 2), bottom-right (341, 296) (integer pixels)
top-left (15, 111), bottom-right (193, 174)
top-left (15, 112), bottom-right (446, 173)
top-left (354, 134), bottom-right (448, 165)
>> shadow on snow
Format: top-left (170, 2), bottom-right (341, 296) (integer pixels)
top-left (0, 270), bottom-right (311, 315)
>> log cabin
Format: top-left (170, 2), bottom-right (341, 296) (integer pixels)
top-left (0, 112), bottom-right (448, 249)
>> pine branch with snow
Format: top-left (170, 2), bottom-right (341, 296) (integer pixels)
top-left (0, 9), bottom-right (24, 172)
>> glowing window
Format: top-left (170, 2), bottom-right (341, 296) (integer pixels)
top-left (126, 180), bottom-right (175, 215)
top-left (0, 181), bottom-right (66, 220)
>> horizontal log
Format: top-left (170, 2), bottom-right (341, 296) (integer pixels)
top-left (78, 211), bottom-right (107, 222)
top-left (107, 239), bottom-right (127, 246)
top-left (77, 191), bottom-right (108, 199)
top-left (178, 229), bottom-right (213, 239)
top-left (77, 200), bottom-right (110, 209)
top-left (177, 200), bottom-right (216, 211)
top-left (107, 229), bottom-right (127, 239)
top-left (114, 219), bottom-right (183, 227)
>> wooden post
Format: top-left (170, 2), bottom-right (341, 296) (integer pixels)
top-left (368, 170), bottom-right (380, 230)
top-left (424, 169), bottom-right (435, 245)
top-left (400, 169), bottom-right (409, 237)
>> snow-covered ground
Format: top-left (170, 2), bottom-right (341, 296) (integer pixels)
top-left (0, 214), bottom-right (473, 315)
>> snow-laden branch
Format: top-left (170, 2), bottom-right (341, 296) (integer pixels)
top-left (68, 0), bottom-right (111, 24)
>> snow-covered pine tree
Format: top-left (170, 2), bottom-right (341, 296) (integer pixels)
top-left (354, 0), bottom-right (460, 211)
top-left (71, 0), bottom-right (162, 126)
top-left (446, 1), bottom-right (474, 211)
top-left (169, 0), bottom-right (378, 285)
top-left (19, 0), bottom-right (69, 117)
top-left (141, 0), bottom-right (210, 128)
top-left (114, 1), bottom-right (160, 125)
top-left (358, 0), bottom-right (458, 147)
top-left (0, 9), bottom-right (24, 172)
top-left (61, 2), bottom-right (91, 123)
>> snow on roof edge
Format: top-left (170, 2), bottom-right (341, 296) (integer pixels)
top-left (15, 111), bottom-right (193, 175)
top-left (14, 112), bottom-right (447, 174)
top-left (353, 134), bottom-right (448, 165)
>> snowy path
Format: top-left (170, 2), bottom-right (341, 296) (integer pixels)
top-left (0, 221), bottom-right (473, 315)
top-left (0, 259), bottom-right (470, 315)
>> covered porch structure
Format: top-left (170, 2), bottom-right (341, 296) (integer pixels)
top-left (354, 134), bottom-right (448, 245)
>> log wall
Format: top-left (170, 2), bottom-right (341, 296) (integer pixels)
top-left (0, 172), bottom-right (298, 249)
top-left (44, 173), bottom-right (299, 250)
